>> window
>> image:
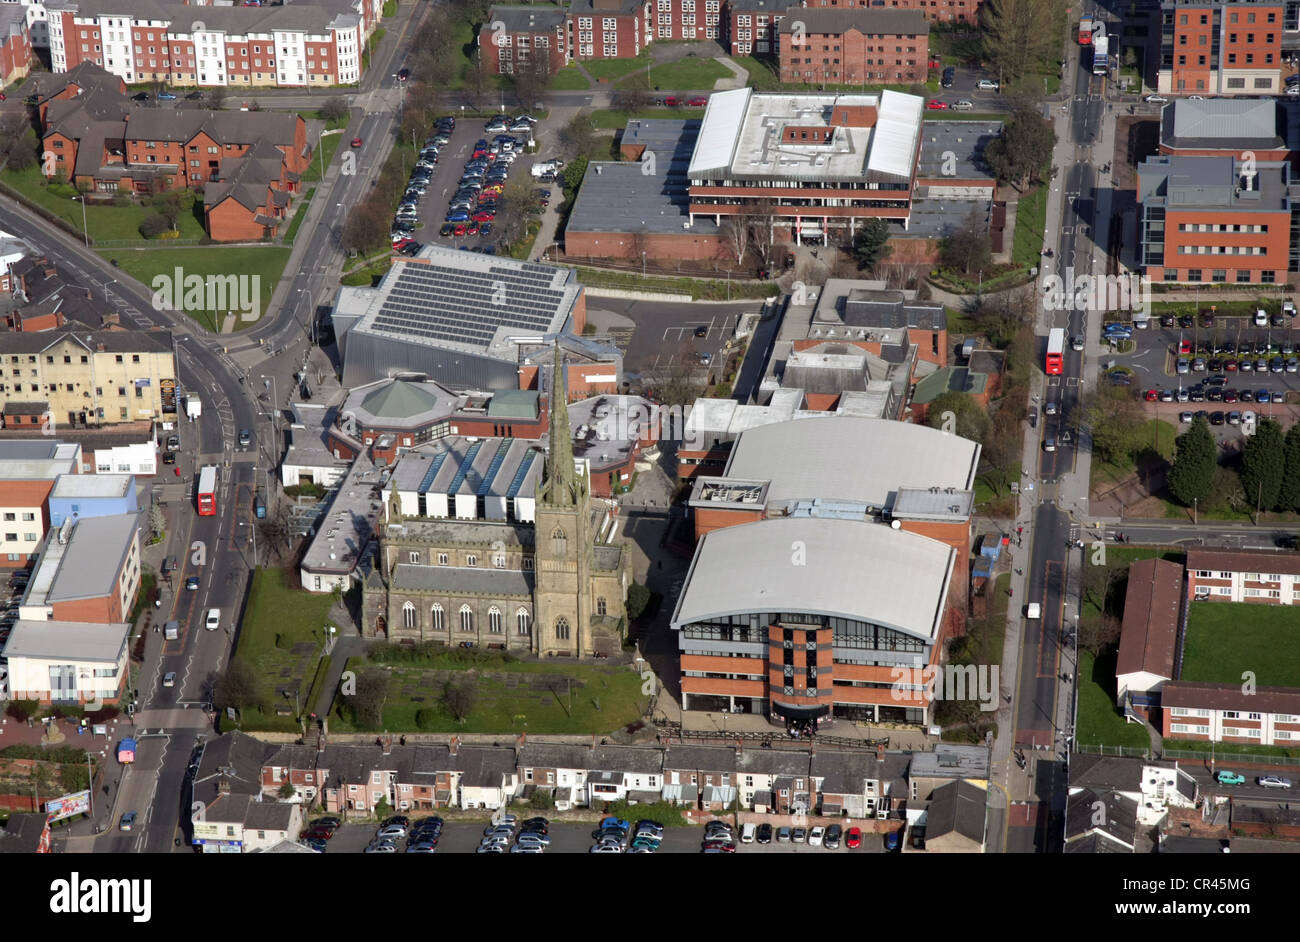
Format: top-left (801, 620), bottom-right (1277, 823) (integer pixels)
top-left (596, 597), bottom-right (607, 615)
top-left (517, 608), bottom-right (531, 635)
top-left (488, 607), bottom-right (502, 633)
top-left (459, 605), bottom-right (474, 632)
top-left (431, 604), bottom-right (444, 631)
top-left (402, 601), bottom-right (415, 629)
top-left (408, 551), bottom-right (420, 564)
top-left (555, 617), bottom-right (570, 641)
top-left (466, 554), bottom-right (477, 567)
top-left (438, 553), bottom-right (448, 565)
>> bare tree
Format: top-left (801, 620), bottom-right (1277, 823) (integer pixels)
top-left (442, 676), bottom-right (478, 723)
top-left (720, 214), bottom-right (750, 267)
top-left (214, 657), bottom-right (266, 713)
top-left (208, 86), bottom-right (228, 110)
top-left (747, 203), bottom-right (778, 269)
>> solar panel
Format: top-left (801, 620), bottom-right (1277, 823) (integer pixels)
top-left (477, 439), bottom-right (514, 496)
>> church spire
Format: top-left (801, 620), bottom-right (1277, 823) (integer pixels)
top-left (543, 345), bottom-right (579, 505)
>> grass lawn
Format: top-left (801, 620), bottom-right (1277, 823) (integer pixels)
top-left (1012, 185), bottom-right (1049, 269)
top-left (570, 265), bottom-right (778, 301)
top-left (2, 164), bottom-right (206, 243)
top-left (645, 57), bottom-right (730, 90)
top-left (590, 106), bottom-right (704, 129)
top-left (551, 65), bottom-right (590, 90)
top-left (332, 650), bottom-right (649, 734)
top-left (731, 55), bottom-right (781, 91)
top-left (223, 567), bottom-right (336, 733)
top-left (585, 56), bottom-right (652, 83)
top-left (301, 133), bottom-right (343, 183)
top-left (1181, 602), bottom-right (1300, 687)
top-left (1080, 546), bottom-right (1185, 621)
top-left (283, 188), bottom-right (314, 245)
top-left (101, 245), bottom-right (291, 332)
top-left (1076, 649), bottom-right (1153, 751)
top-left (1089, 418), bottom-right (1176, 496)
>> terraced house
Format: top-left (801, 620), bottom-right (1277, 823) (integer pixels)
top-left (39, 78), bottom-right (310, 240)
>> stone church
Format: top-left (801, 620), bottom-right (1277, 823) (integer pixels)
top-left (361, 355), bottom-right (630, 657)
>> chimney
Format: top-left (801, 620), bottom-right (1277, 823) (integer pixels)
top-left (217, 778), bottom-right (230, 795)
top-left (516, 731), bottom-right (526, 749)
top-left (449, 735), bottom-right (460, 756)
top-left (875, 743), bottom-right (885, 761)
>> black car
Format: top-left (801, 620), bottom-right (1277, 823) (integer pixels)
top-left (381, 815), bottom-right (410, 830)
top-left (1179, 315), bottom-right (1195, 329)
top-left (941, 67), bottom-right (955, 88)
top-left (131, 92), bottom-right (151, 101)
top-left (397, 67), bottom-right (410, 82)
top-left (1160, 314), bottom-right (1177, 328)
top-left (400, 241), bottom-right (422, 256)
top-left (757, 823), bottom-right (773, 844)
top-left (1210, 411), bottom-right (1226, 425)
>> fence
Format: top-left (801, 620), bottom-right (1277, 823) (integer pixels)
top-left (1075, 743), bottom-right (1151, 758)
top-left (1162, 748), bottom-right (1300, 767)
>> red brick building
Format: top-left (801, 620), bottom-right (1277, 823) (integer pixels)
top-left (1159, 0), bottom-right (1285, 95)
top-left (778, 8), bottom-right (929, 85)
top-left (566, 0), bottom-right (649, 60)
top-left (0, 5), bottom-right (33, 86)
top-left (479, 5), bottom-right (568, 77)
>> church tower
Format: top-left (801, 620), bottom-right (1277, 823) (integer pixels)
top-left (532, 347), bottom-right (591, 656)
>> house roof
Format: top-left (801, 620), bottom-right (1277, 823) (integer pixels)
top-left (1115, 557), bottom-right (1183, 679)
top-left (448, 746), bottom-right (517, 787)
top-left (243, 801), bottom-right (296, 832)
top-left (193, 731), bottom-right (278, 802)
top-left (661, 744), bottom-right (738, 773)
top-left (0, 813), bottom-right (49, 854)
top-left (1065, 787), bottom-right (1138, 848)
top-left (812, 750), bottom-right (873, 795)
top-left (923, 779), bottom-right (987, 845)
top-left (1186, 546), bottom-right (1300, 578)
top-left (517, 742), bottom-right (590, 770)
top-left (775, 7), bottom-right (929, 36)
top-left (1161, 681), bottom-right (1300, 715)
top-left (1067, 754), bottom-right (1144, 793)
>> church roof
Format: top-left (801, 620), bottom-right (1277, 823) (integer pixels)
top-left (361, 380), bottom-right (442, 419)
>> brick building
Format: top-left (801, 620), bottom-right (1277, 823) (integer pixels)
top-left (478, 5), bottom-right (567, 77)
top-left (1137, 153), bottom-right (1294, 286)
top-left (566, 0), bottom-right (649, 59)
top-left (1158, 0), bottom-right (1285, 95)
top-left (725, 0), bottom-right (786, 55)
top-left (1186, 546), bottom-right (1300, 604)
top-left (778, 8), bottom-right (929, 85)
top-left (0, 5), bottom-right (33, 86)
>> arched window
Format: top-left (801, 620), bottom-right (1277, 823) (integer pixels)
top-left (431, 603), bottom-right (444, 631)
top-left (596, 597), bottom-right (607, 615)
top-left (516, 608), bottom-right (531, 635)
top-left (551, 526), bottom-right (567, 556)
top-left (551, 527), bottom-right (566, 540)
top-left (459, 604), bottom-right (474, 632)
top-left (555, 617), bottom-right (570, 641)
top-left (466, 554), bottom-right (477, 567)
top-left (402, 601), bottom-right (415, 629)
top-left (488, 606), bottom-right (502, 633)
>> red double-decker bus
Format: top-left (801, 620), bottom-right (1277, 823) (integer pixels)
top-left (1045, 328), bottom-right (1065, 376)
top-left (197, 465), bottom-right (217, 516)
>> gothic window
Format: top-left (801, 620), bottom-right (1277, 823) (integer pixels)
top-left (517, 608), bottom-right (531, 635)
top-left (555, 617), bottom-right (570, 641)
top-left (459, 605), bottom-right (473, 632)
top-left (597, 597), bottom-right (607, 615)
top-left (402, 601), bottom-right (415, 629)
top-left (431, 604), bottom-right (444, 631)
top-left (488, 606), bottom-right (502, 632)
top-left (551, 527), bottom-right (567, 555)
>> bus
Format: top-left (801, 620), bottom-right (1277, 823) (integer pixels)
top-left (1092, 33), bottom-right (1110, 75)
top-left (1078, 15), bottom-right (1094, 44)
top-left (197, 465), bottom-right (217, 517)
top-left (1046, 328), bottom-right (1065, 376)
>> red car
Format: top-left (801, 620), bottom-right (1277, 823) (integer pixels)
top-left (1177, 339), bottom-right (1192, 355)
top-left (662, 96), bottom-right (678, 106)
top-left (926, 99), bottom-right (948, 110)
top-left (846, 827), bottom-right (862, 849)
top-left (301, 825), bottom-right (335, 841)
top-left (1144, 389), bottom-right (1159, 401)
top-left (350, 137), bottom-right (362, 148)
top-left (391, 238), bottom-right (416, 251)
top-left (702, 840), bottom-right (736, 852)
top-left (472, 209), bottom-right (496, 222)
top-left (453, 223), bottom-right (469, 236)
top-left (687, 96), bottom-right (707, 106)
top-left (465, 222), bottom-right (480, 235)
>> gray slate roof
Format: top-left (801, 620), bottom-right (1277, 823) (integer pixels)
top-left (777, 7), bottom-right (928, 35)
top-left (924, 779), bottom-right (987, 846)
top-left (389, 564), bottom-right (535, 597)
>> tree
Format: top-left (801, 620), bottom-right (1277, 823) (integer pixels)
top-left (626, 582), bottom-right (652, 620)
top-left (342, 201), bottom-right (390, 255)
top-left (139, 213), bottom-right (173, 238)
top-left (494, 180), bottom-right (534, 249)
top-left (983, 107), bottom-right (1055, 191)
top-left (214, 657), bottom-right (265, 713)
top-left (747, 204), bottom-right (779, 269)
top-left (1241, 418), bottom-right (1287, 513)
top-left (148, 503), bottom-right (165, 538)
top-left (442, 675), bottom-right (477, 723)
top-left (1280, 423), bottom-right (1300, 512)
top-left (278, 782), bottom-right (296, 799)
top-left (0, 112), bottom-right (37, 171)
top-left (852, 217), bottom-right (892, 271)
top-left (320, 96), bottom-right (349, 126)
top-left (720, 214), bottom-right (750, 266)
top-left (469, 48), bottom-right (492, 111)
top-left (941, 208), bottom-right (992, 275)
top-left (208, 86), bottom-right (228, 110)
top-left (979, 0), bottom-right (1062, 84)
top-left (924, 390), bottom-right (992, 445)
top-left (1167, 415), bottom-right (1216, 506)
top-left (342, 669), bottom-right (387, 730)
top-left (1079, 386), bottom-right (1144, 466)
top-left (614, 70), bottom-right (653, 112)
top-left (511, 55), bottom-right (553, 113)
top-left (558, 112), bottom-right (597, 158)
top-left (1079, 613), bottom-right (1123, 657)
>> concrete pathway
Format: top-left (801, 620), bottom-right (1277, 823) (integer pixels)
top-left (714, 57), bottom-right (749, 90)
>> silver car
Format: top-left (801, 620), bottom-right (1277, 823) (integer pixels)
top-left (1258, 775), bottom-right (1293, 789)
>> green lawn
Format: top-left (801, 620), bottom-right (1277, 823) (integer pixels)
top-left (301, 133), bottom-right (343, 183)
top-left (569, 265), bottom-right (779, 301)
top-left (585, 56), bottom-right (652, 83)
top-left (331, 649), bottom-right (649, 734)
top-left (222, 568), bottom-right (337, 733)
top-left (590, 106), bottom-right (704, 129)
top-left (283, 188), bottom-right (314, 245)
top-left (101, 245), bottom-right (291, 332)
top-left (731, 55), bottom-right (781, 91)
top-left (1181, 602), bottom-right (1300, 687)
top-left (645, 57), bottom-right (730, 90)
top-left (1080, 547), bottom-right (1185, 621)
top-left (1076, 649), bottom-right (1153, 751)
top-left (551, 65), bottom-right (590, 90)
top-left (2, 164), bottom-right (206, 243)
top-left (1089, 418), bottom-right (1177, 496)
top-left (1012, 185), bottom-right (1049, 269)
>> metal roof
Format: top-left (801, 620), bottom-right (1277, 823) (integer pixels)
top-left (670, 516), bottom-right (954, 641)
top-left (1168, 98), bottom-right (1279, 144)
top-left (2, 619), bottom-right (130, 662)
top-left (45, 512), bottom-right (141, 604)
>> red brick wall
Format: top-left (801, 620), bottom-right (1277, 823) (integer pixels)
top-left (0, 27), bottom-right (32, 84)
top-left (206, 197), bottom-right (275, 242)
top-left (565, 229), bottom-right (725, 261)
top-left (478, 24), bottom-right (568, 76)
top-left (1155, 208), bottom-right (1291, 284)
top-left (1168, 5), bottom-right (1217, 92)
top-left (1219, 5), bottom-right (1283, 82)
top-left (567, 8), bottom-right (646, 59)
top-left (780, 26), bottom-right (929, 84)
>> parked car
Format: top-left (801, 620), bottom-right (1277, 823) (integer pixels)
top-left (162, 672), bottom-right (176, 688)
top-left (825, 824), bottom-right (842, 849)
top-left (846, 827), bottom-right (862, 849)
top-left (757, 823), bottom-right (773, 844)
top-left (1216, 770), bottom-right (1245, 785)
top-left (1258, 775), bottom-right (1293, 789)
top-left (119, 811), bottom-right (137, 831)
top-left (977, 78), bottom-right (1000, 90)
top-left (776, 826), bottom-right (792, 843)
top-left (791, 827), bottom-right (807, 843)
top-left (158, 91), bottom-right (177, 100)
top-left (926, 99), bottom-right (948, 110)
top-left (808, 826), bottom-right (825, 847)
top-left (185, 576), bottom-right (200, 590)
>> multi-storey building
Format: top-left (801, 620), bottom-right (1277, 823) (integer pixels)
top-left (725, 0), bottom-right (786, 55)
top-left (478, 5), bottom-right (568, 77)
top-left (0, 5), bottom-right (33, 84)
top-left (1186, 547), bottom-right (1300, 604)
top-left (19, 511), bottom-right (143, 623)
top-left (1137, 153), bottom-right (1296, 286)
top-left (1158, 0), bottom-right (1285, 95)
top-left (688, 88), bottom-right (925, 244)
top-left (45, 0), bottom-right (379, 88)
top-left (778, 8), bottom-right (929, 85)
top-left (1162, 682), bottom-right (1300, 745)
top-left (0, 329), bottom-right (177, 428)
top-left (566, 0), bottom-right (649, 60)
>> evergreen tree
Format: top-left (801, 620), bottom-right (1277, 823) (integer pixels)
top-left (1280, 423), bottom-right (1300, 513)
top-left (1167, 415), bottom-right (1216, 506)
top-left (1241, 418), bottom-right (1287, 512)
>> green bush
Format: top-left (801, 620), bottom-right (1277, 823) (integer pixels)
top-left (139, 213), bottom-right (172, 238)
top-left (47, 183), bottom-right (79, 199)
top-left (415, 708), bottom-right (437, 730)
top-left (5, 699), bottom-right (40, 722)
top-left (626, 582), bottom-right (652, 620)
top-left (529, 790), bottom-right (556, 810)
top-left (599, 799), bottom-right (686, 827)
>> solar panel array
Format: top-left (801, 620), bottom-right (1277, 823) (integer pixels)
top-left (371, 259), bottom-right (572, 349)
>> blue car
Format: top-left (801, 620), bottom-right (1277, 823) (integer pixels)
top-left (158, 92), bottom-right (177, 100)
top-left (599, 816), bottom-right (630, 832)
top-left (445, 211), bottom-right (471, 223)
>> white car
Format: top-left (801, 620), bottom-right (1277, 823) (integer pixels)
top-left (1144, 94), bottom-right (1167, 103)
top-left (809, 826), bottom-right (825, 847)
top-left (205, 608), bottom-right (220, 631)
top-left (589, 844), bottom-right (622, 853)
top-left (1258, 775), bottom-right (1293, 789)
top-left (162, 671), bottom-right (176, 688)
top-left (977, 79), bottom-right (999, 90)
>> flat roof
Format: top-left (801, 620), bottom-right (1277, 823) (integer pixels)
top-left (2, 619), bottom-right (130, 662)
top-left (723, 416), bottom-right (980, 511)
top-left (44, 512), bottom-right (140, 604)
top-left (671, 516), bottom-right (954, 641)
top-left (892, 485), bottom-right (975, 521)
top-left (915, 120), bottom-right (1002, 180)
top-left (300, 455), bottom-right (386, 575)
top-left (568, 161), bottom-right (719, 236)
top-left (50, 473), bottom-right (133, 499)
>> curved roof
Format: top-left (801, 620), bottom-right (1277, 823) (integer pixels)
top-left (723, 416), bottom-right (979, 509)
top-left (670, 516), bottom-right (954, 641)
top-left (361, 380), bottom-right (441, 419)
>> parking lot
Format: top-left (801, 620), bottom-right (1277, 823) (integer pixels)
top-left (389, 112), bottom-right (549, 256)
top-left (305, 818), bottom-right (887, 854)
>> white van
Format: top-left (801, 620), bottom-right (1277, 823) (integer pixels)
top-left (163, 620), bottom-right (180, 640)
top-left (1255, 308), bottom-right (1268, 326)
top-left (741, 822), bottom-right (756, 844)
top-left (205, 608), bottom-right (221, 631)
top-left (1026, 603), bottom-right (1042, 620)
